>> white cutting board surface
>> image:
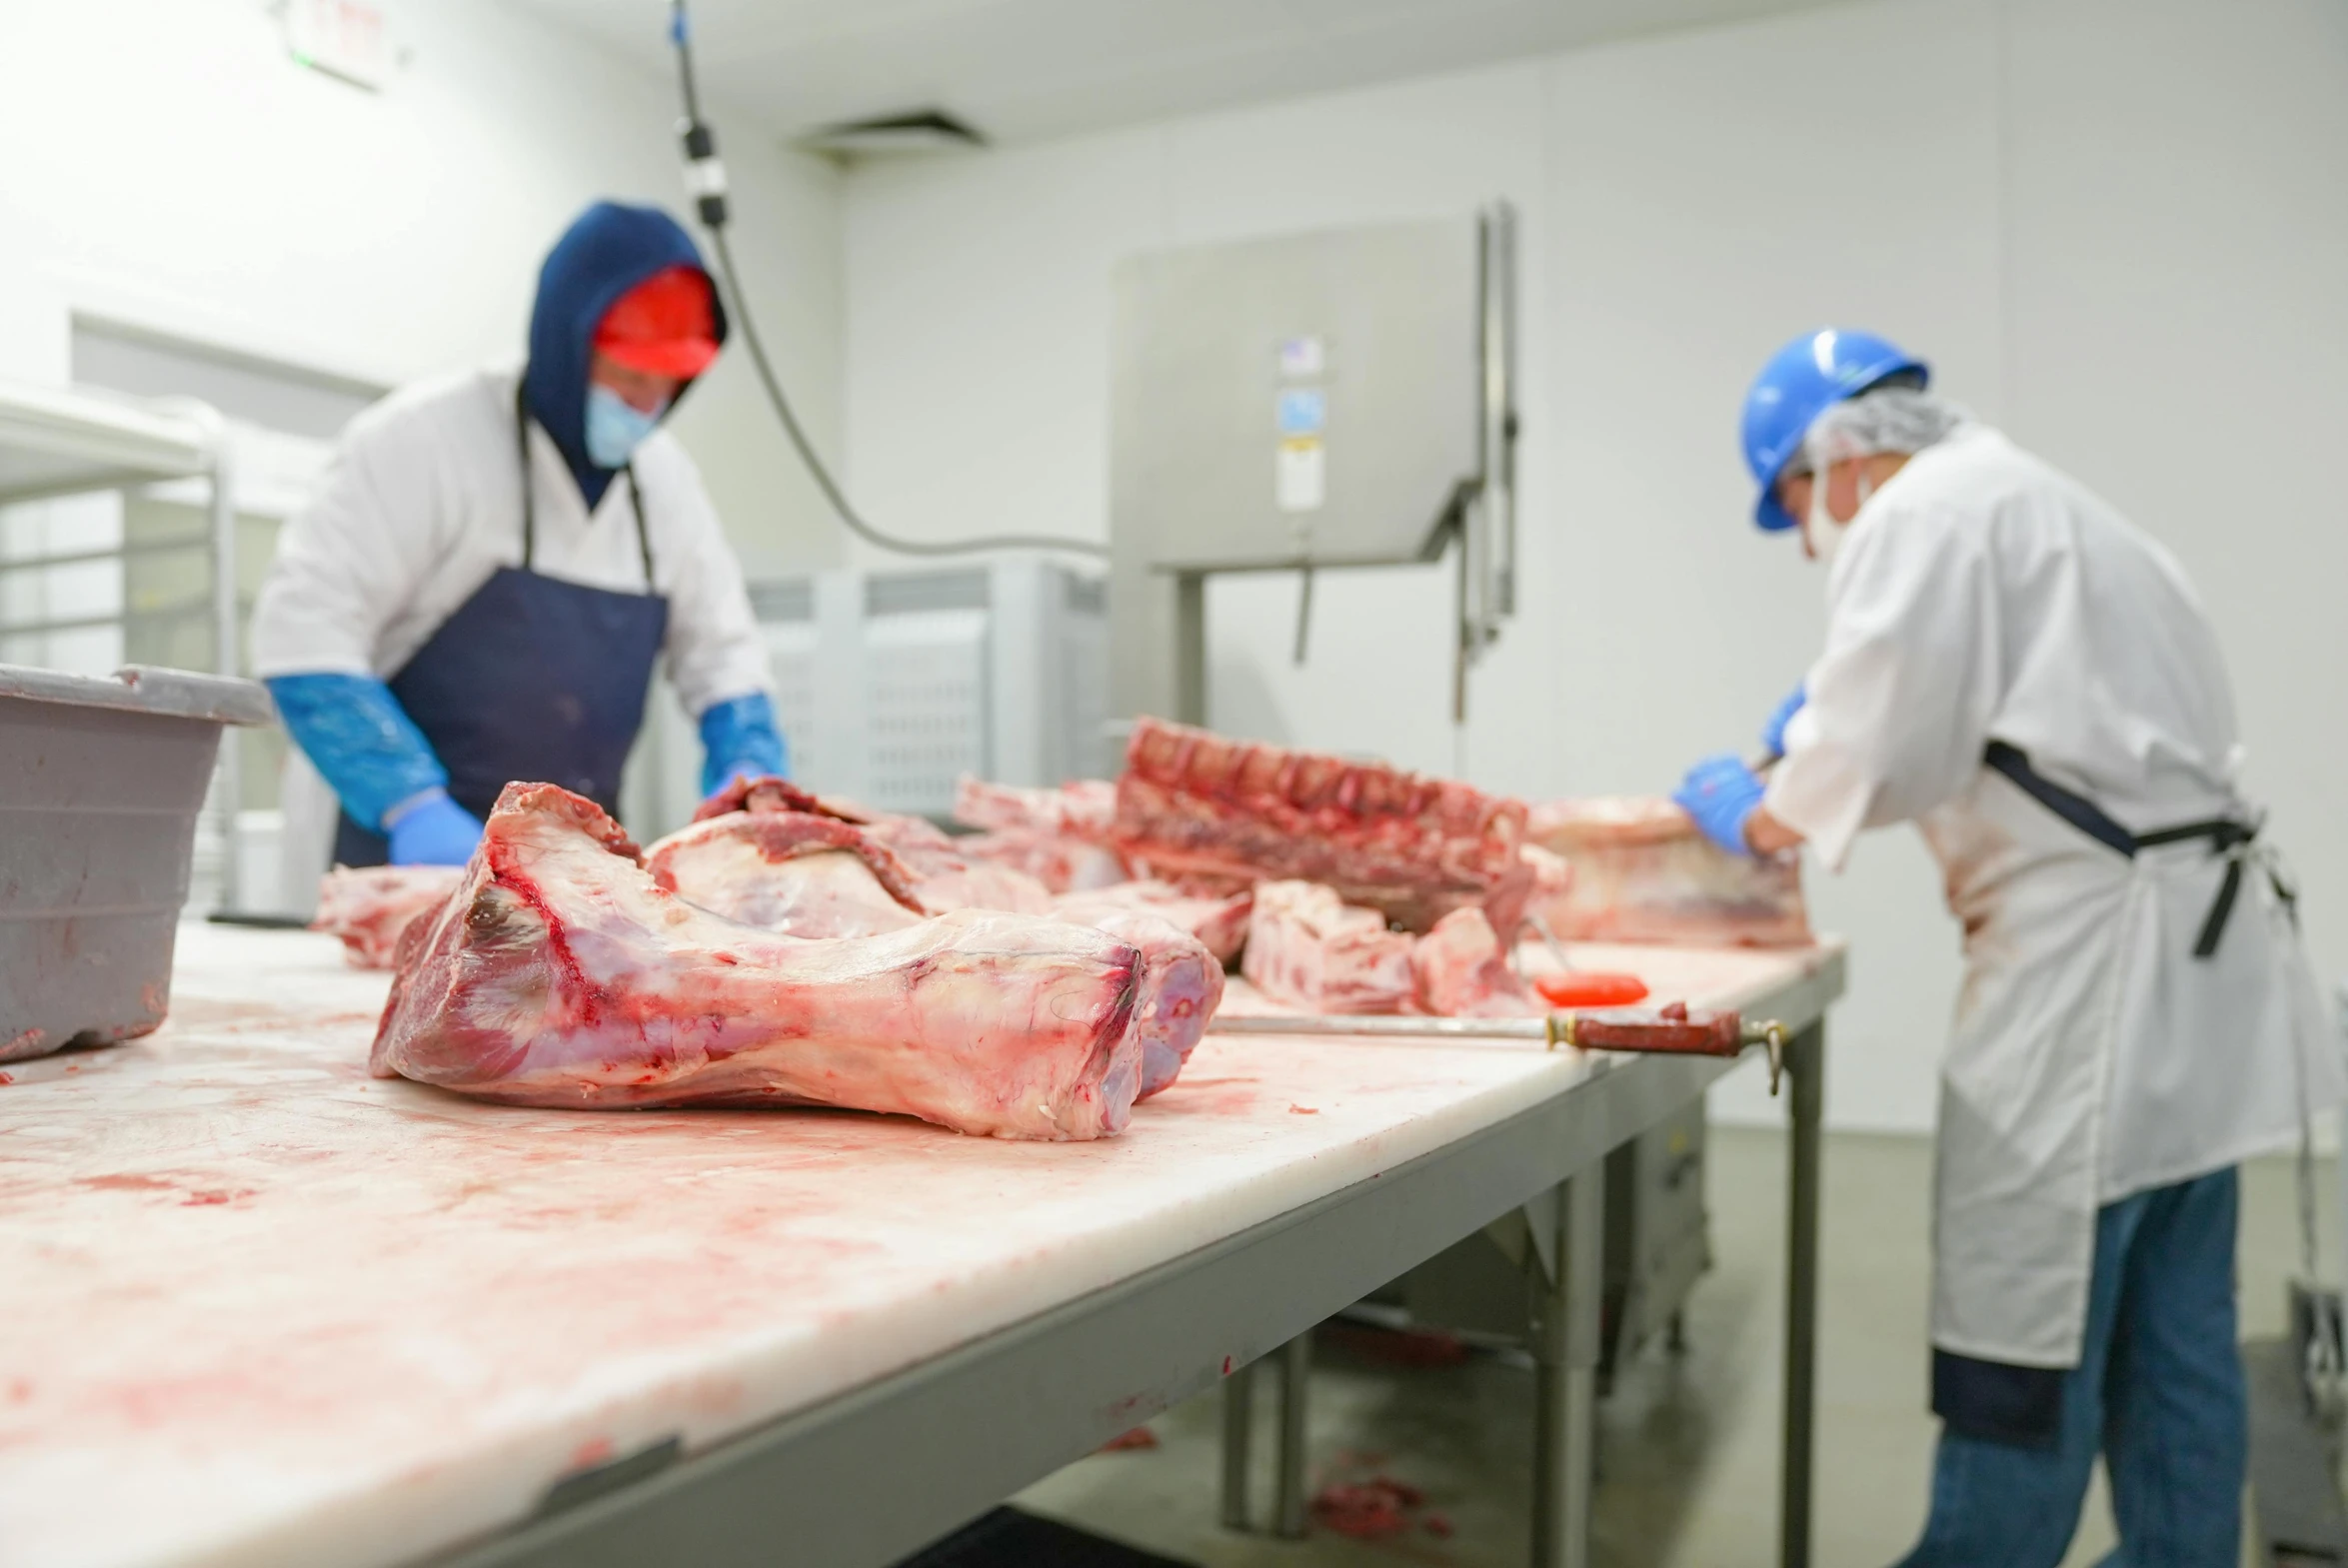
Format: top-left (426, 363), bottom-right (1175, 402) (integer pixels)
top-left (0, 923), bottom-right (1837, 1568)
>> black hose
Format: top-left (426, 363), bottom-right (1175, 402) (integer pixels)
top-left (668, 3), bottom-right (1109, 562)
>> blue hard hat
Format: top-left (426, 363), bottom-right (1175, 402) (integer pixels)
top-left (1741, 328), bottom-right (1928, 532)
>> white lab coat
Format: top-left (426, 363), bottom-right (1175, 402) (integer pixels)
top-left (251, 367), bottom-right (774, 904)
top-left (1767, 424), bottom-right (2341, 1369)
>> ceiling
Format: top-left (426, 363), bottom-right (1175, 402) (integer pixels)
top-left (502, 0), bottom-right (1841, 150)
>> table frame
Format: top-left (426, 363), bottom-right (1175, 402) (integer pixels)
top-left (431, 959), bottom-right (1839, 1568)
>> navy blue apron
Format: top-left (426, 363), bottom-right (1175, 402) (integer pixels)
top-left (334, 383), bottom-right (670, 866)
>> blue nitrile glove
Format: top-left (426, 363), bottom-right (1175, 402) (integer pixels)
top-left (266, 672), bottom-right (450, 831)
top-left (1760, 683), bottom-right (1806, 760)
top-left (697, 691), bottom-right (789, 798)
top-left (1673, 754), bottom-right (1765, 857)
top-left (384, 787), bottom-right (485, 866)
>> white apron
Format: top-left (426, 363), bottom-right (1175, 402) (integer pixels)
top-left (1920, 762), bottom-right (2335, 1368)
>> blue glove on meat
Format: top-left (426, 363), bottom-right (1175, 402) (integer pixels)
top-left (384, 787), bottom-right (485, 866)
top-left (698, 691), bottom-right (790, 799)
top-left (1673, 754), bottom-right (1765, 857)
top-left (1760, 683), bottom-right (1806, 760)
top-left (266, 672), bottom-right (449, 832)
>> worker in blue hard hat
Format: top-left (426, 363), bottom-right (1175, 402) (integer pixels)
top-left (252, 201), bottom-right (788, 874)
top-left (1674, 328), bottom-right (2340, 1560)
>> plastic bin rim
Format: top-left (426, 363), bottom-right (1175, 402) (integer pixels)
top-left (0, 663), bottom-right (273, 727)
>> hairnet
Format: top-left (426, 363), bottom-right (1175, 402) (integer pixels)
top-left (1788, 386), bottom-right (1969, 476)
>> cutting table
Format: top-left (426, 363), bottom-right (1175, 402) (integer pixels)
top-left (0, 922), bottom-right (1844, 1568)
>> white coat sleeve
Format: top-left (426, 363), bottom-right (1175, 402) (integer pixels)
top-left (656, 461), bottom-right (774, 718)
top-left (250, 408), bottom-right (453, 680)
top-left (1764, 500), bottom-right (2002, 870)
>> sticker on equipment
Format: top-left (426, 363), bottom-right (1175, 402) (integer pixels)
top-left (1277, 438), bottom-right (1324, 513)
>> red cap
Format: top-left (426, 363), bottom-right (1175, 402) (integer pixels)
top-left (593, 266), bottom-right (721, 378)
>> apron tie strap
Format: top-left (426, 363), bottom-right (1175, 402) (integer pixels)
top-left (1983, 742), bottom-right (2260, 960)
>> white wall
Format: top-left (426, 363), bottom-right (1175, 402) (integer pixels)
top-left (841, 0), bottom-right (2348, 1133)
top-left (0, 0), bottom-right (846, 576)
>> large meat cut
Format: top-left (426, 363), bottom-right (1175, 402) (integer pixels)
top-left (372, 784), bottom-right (1154, 1140)
top-left (1069, 906), bottom-right (1223, 1098)
top-left (952, 777), bottom-right (1131, 893)
top-left (646, 781), bottom-right (1220, 1099)
top-left (955, 776), bottom-right (1118, 837)
top-left (1115, 719), bottom-right (1533, 934)
top-left (1241, 883), bottom-right (1538, 1018)
top-left (1527, 796), bottom-right (1810, 947)
top-left (645, 810), bottom-right (926, 937)
top-left (1051, 881), bottom-right (1253, 965)
top-left (680, 775), bottom-right (1054, 916)
top-left (1410, 907), bottom-right (1538, 1018)
top-left (312, 864), bottom-right (465, 969)
top-left (1240, 881), bottom-right (1416, 1014)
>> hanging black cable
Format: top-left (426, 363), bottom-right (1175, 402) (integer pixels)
top-left (667, 2), bottom-right (1109, 561)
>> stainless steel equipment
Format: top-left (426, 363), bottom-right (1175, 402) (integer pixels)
top-left (1108, 206), bottom-right (1517, 728)
top-left (0, 662), bottom-right (272, 1062)
top-left (749, 555), bottom-right (1108, 818)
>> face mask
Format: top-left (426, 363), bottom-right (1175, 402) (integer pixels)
top-left (584, 384), bottom-right (666, 468)
top-left (1804, 461), bottom-right (1875, 571)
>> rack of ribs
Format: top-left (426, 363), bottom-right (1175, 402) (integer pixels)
top-left (1114, 718), bottom-right (1532, 934)
top-left (371, 784), bottom-right (1154, 1140)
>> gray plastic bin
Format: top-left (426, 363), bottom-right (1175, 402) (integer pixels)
top-left (1, 664), bottom-right (272, 1063)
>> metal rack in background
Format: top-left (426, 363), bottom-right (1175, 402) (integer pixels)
top-left (0, 378), bottom-right (248, 910)
top-left (747, 555), bottom-right (1111, 820)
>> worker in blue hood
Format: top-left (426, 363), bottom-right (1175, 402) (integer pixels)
top-left (252, 201), bottom-right (788, 874)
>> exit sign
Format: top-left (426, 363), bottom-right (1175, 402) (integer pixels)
top-left (286, 0), bottom-right (391, 91)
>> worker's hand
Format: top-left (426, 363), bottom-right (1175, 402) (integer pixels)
top-left (698, 692), bottom-right (789, 800)
top-left (385, 788), bottom-right (485, 866)
top-left (1672, 755), bottom-right (1765, 857)
top-left (1759, 683), bottom-right (1806, 760)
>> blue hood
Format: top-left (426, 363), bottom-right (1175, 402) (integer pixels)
top-left (523, 201), bottom-right (728, 510)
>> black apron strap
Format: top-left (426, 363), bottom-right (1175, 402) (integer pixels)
top-left (625, 467), bottom-right (655, 589)
top-left (515, 379), bottom-right (537, 572)
top-left (1982, 741), bottom-right (2258, 960)
top-left (515, 375), bottom-right (656, 591)
top-left (1981, 741), bottom-right (2136, 858)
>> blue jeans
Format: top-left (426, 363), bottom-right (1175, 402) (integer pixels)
top-left (1894, 1165), bottom-right (2245, 1567)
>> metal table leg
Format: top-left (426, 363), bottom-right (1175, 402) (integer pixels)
top-left (1220, 1359), bottom-right (1253, 1530)
top-left (1780, 1022), bottom-right (1824, 1568)
top-left (1275, 1333), bottom-right (1312, 1538)
top-left (1529, 1166), bottom-right (1604, 1568)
